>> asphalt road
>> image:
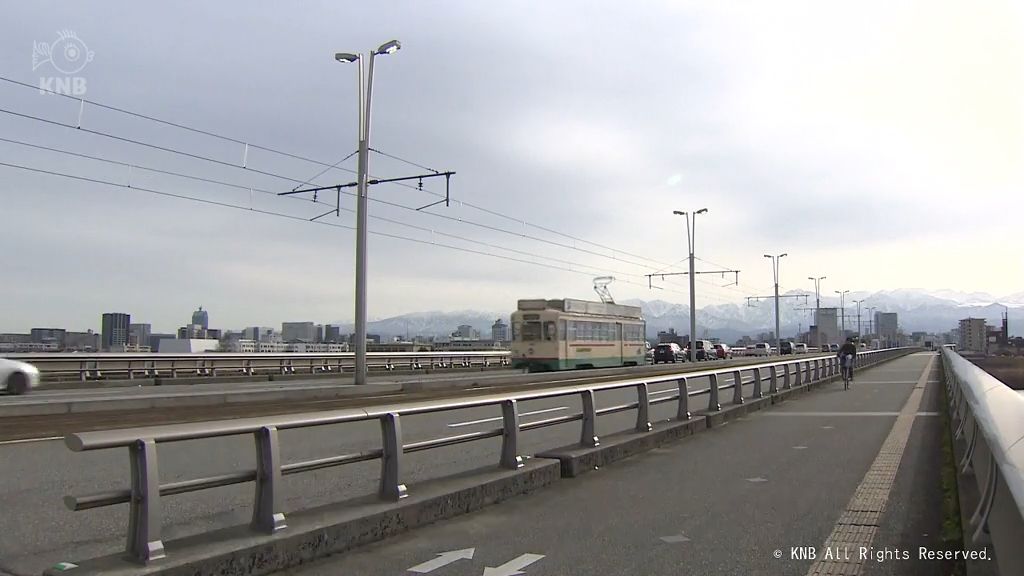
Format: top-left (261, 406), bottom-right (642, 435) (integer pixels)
top-left (275, 353), bottom-right (946, 576)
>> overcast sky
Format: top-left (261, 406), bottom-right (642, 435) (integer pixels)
top-left (2, 1), bottom-right (1023, 333)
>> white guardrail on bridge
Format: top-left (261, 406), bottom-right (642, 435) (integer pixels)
top-left (56, 347), bottom-right (914, 565)
top-left (941, 347), bottom-right (1024, 575)
top-left (2, 351), bottom-right (512, 381)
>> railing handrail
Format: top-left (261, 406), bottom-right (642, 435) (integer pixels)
top-left (58, 346), bottom-right (914, 565)
top-left (4, 351), bottom-right (511, 361)
top-left (942, 348), bottom-right (1024, 521)
top-left (66, 348), bottom-right (902, 451)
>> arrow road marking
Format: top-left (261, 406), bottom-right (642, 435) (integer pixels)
top-left (660, 532), bottom-right (691, 543)
top-left (408, 548), bottom-right (475, 573)
top-left (482, 553), bottom-right (545, 576)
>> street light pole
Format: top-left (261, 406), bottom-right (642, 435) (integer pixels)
top-left (764, 253), bottom-right (787, 355)
top-left (673, 208), bottom-right (707, 363)
top-left (336, 40), bottom-right (401, 385)
top-left (852, 299), bottom-right (864, 340)
top-left (835, 289), bottom-right (850, 339)
top-left (866, 307), bottom-right (876, 340)
top-left (808, 276), bottom-right (825, 350)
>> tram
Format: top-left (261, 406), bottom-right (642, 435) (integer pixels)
top-left (510, 298), bottom-right (646, 371)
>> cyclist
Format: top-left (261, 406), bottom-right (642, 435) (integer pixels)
top-left (838, 337), bottom-right (857, 386)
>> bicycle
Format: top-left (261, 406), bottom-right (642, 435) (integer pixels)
top-left (840, 354), bottom-right (854, 390)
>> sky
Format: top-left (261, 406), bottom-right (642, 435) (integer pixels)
top-left (1, 1), bottom-right (1023, 333)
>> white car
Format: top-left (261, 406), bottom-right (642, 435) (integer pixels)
top-left (750, 342), bottom-right (772, 356)
top-left (0, 358), bottom-right (40, 395)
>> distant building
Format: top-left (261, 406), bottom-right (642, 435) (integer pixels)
top-left (658, 329), bottom-right (685, 345)
top-left (156, 338), bottom-right (220, 353)
top-left (349, 333), bottom-right (382, 344)
top-left (31, 328), bottom-right (66, 349)
top-left (491, 319), bottom-right (510, 342)
top-left (148, 333), bottom-right (175, 350)
top-left (66, 330), bottom-right (100, 352)
top-left (324, 324), bottom-right (343, 343)
top-left (243, 327), bottom-right (279, 342)
top-left (177, 324), bottom-right (207, 340)
top-left (451, 324), bottom-right (480, 340)
top-left (101, 312), bottom-right (131, 351)
top-left (875, 312), bottom-right (898, 346)
top-left (192, 307), bottom-right (209, 330)
top-left (815, 308), bottom-right (839, 346)
top-left (433, 339), bottom-right (506, 351)
top-left (959, 318), bottom-right (987, 353)
top-left (282, 322), bottom-right (317, 343)
top-left (128, 323), bottom-right (151, 348)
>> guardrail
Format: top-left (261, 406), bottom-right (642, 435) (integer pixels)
top-left (2, 351), bottom-right (512, 382)
top-left (941, 348), bottom-right (1024, 575)
top-left (60, 347), bottom-right (913, 564)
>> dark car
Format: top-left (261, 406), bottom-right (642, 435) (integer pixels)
top-left (694, 340), bottom-right (715, 361)
top-left (653, 343), bottom-right (683, 363)
top-left (780, 341), bottom-right (794, 355)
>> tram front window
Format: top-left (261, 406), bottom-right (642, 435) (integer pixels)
top-left (520, 321), bottom-right (542, 341)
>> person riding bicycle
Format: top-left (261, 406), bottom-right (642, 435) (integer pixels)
top-left (838, 338), bottom-right (857, 383)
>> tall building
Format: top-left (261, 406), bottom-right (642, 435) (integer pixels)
top-left (451, 324), bottom-right (480, 340)
top-left (128, 323), bottom-right (151, 348)
top-left (324, 325), bottom-right (342, 343)
top-left (66, 330), bottom-right (100, 352)
top-left (192, 306), bottom-right (209, 330)
top-left (875, 312), bottom-right (898, 346)
top-left (815, 308), bottom-right (839, 345)
top-left (101, 312), bottom-right (131, 351)
top-left (491, 319), bottom-right (510, 342)
top-left (282, 322), bottom-right (317, 342)
top-left (959, 318), bottom-right (987, 353)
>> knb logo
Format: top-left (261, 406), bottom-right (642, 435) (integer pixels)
top-left (32, 30), bottom-right (94, 96)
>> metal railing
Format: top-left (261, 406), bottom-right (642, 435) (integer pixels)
top-left (3, 351), bottom-right (511, 382)
top-left (941, 348), bottom-right (1024, 575)
top-left (60, 347), bottom-right (913, 564)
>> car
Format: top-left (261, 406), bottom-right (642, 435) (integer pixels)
top-left (829, 343), bottom-right (839, 353)
top-left (714, 343), bottom-right (732, 359)
top-left (750, 342), bottom-right (771, 356)
top-left (693, 340), bottom-right (716, 361)
top-left (0, 358), bottom-right (40, 395)
top-left (779, 341), bottom-right (794, 355)
top-left (653, 343), bottom-right (684, 363)
top-left (794, 343), bottom-right (809, 354)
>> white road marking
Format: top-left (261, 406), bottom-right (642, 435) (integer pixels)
top-left (0, 436), bottom-right (64, 446)
top-left (407, 548), bottom-right (475, 573)
top-left (660, 532), bottom-right (691, 543)
top-left (793, 445), bottom-right (808, 450)
top-left (746, 476), bottom-right (768, 483)
top-left (482, 553), bottom-right (545, 576)
top-left (447, 407), bottom-right (567, 428)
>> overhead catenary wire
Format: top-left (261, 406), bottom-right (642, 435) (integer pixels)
top-left (0, 159), bottom-right (692, 297)
top-left (0, 74), bottom-right (689, 272)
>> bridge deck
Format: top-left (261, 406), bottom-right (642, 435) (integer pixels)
top-left (277, 352), bottom-right (952, 576)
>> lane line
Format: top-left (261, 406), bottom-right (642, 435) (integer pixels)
top-left (447, 406), bottom-right (567, 428)
top-left (806, 356), bottom-right (935, 576)
top-left (0, 436), bottom-right (64, 446)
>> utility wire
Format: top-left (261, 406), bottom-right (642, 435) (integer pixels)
top-left (0, 74), bottom-right (687, 272)
top-left (0, 136), bottom-right (658, 283)
top-left (0, 159), bottom-right (689, 296)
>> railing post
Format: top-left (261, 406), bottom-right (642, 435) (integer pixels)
top-left (252, 426), bottom-right (287, 533)
top-left (782, 364), bottom-right (791, 389)
top-left (769, 365), bottom-right (779, 394)
top-left (500, 400), bottom-right (523, 469)
top-left (379, 413), bottom-right (408, 501)
top-left (732, 370), bottom-right (744, 404)
top-left (676, 377), bottom-right (690, 420)
top-left (708, 373), bottom-right (721, 411)
top-left (752, 367), bottom-right (763, 398)
top-left (636, 383), bottom-right (652, 432)
top-left (794, 362), bottom-right (802, 387)
top-left (126, 439), bottom-right (165, 563)
top-left (580, 389), bottom-right (599, 446)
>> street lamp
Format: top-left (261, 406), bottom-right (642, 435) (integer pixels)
top-left (835, 289), bottom-right (850, 339)
top-left (866, 306), bottom-right (877, 341)
top-left (852, 299), bottom-right (865, 340)
top-left (673, 208), bottom-right (707, 364)
top-left (336, 39), bottom-right (401, 385)
top-left (808, 276), bottom-right (825, 349)
top-left (764, 253), bottom-right (787, 355)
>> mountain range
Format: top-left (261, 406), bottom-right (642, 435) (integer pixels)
top-left (335, 288), bottom-right (1023, 342)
